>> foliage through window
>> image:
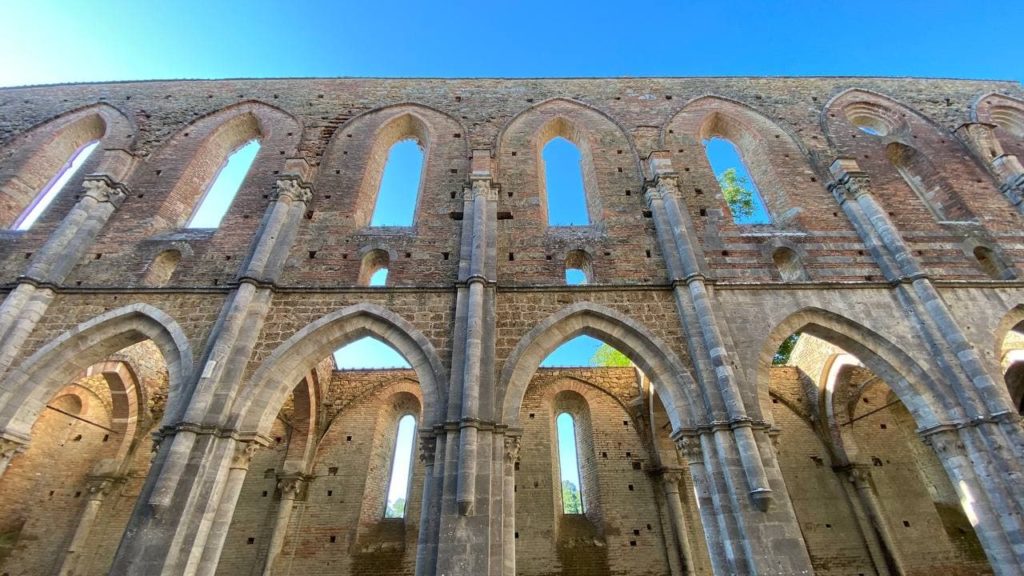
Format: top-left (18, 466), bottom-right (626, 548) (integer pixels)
top-left (703, 137), bottom-right (771, 225)
top-left (556, 412), bottom-right (585, 514)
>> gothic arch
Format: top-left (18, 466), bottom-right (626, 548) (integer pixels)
top-left (316, 103), bottom-right (469, 228)
top-left (971, 92), bottom-right (1024, 137)
top-left (0, 103), bottom-right (136, 228)
top-left (758, 306), bottom-right (958, 430)
top-left (141, 100), bottom-right (301, 232)
top-left (230, 303), bottom-right (447, 438)
top-left (498, 302), bottom-right (703, 431)
top-left (496, 97), bottom-right (643, 184)
top-left (663, 95), bottom-right (823, 228)
top-left (0, 303), bottom-right (194, 442)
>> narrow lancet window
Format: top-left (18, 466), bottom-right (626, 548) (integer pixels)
top-left (385, 414), bottom-right (417, 518)
top-left (15, 140), bottom-right (99, 230)
top-left (371, 139), bottom-right (423, 226)
top-left (187, 139), bottom-right (260, 228)
top-left (703, 137), bottom-right (771, 225)
top-left (543, 137), bottom-right (589, 226)
top-left (556, 412), bottom-right (585, 514)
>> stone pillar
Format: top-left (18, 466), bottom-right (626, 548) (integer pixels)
top-left (415, 433), bottom-right (439, 576)
top-left (502, 435), bottom-right (520, 576)
top-left (658, 468), bottom-right (696, 576)
top-left (829, 158), bottom-right (1024, 574)
top-left (57, 475), bottom-right (120, 576)
top-left (674, 434), bottom-right (732, 576)
top-left (0, 437), bottom-right (26, 479)
top-left (839, 464), bottom-right (901, 576)
top-left (0, 175), bottom-right (128, 380)
top-left (195, 440), bottom-right (261, 576)
top-left (955, 122), bottom-right (1024, 213)
top-left (261, 475), bottom-right (306, 575)
top-left (111, 170), bottom-right (314, 576)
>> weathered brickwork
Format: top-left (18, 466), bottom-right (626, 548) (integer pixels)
top-left (0, 77), bottom-right (1023, 576)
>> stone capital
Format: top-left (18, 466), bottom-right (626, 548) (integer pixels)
top-left (660, 467), bottom-right (685, 486)
top-left (82, 176), bottom-right (128, 208)
top-left (276, 475), bottom-right (307, 499)
top-left (504, 435), bottom-right (521, 465)
top-left (470, 178), bottom-right (497, 202)
top-left (419, 434), bottom-right (437, 466)
top-left (231, 441), bottom-right (261, 470)
top-left (673, 434), bottom-right (703, 463)
top-left (274, 178), bottom-right (313, 204)
top-left (85, 475), bottom-right (121, 498)
top-left (0, 438), bottom-right (26, 461)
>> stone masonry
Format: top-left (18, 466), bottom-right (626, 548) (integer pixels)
top-left (0, 77), bottom-right (1022, 575)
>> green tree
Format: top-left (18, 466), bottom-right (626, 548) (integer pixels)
top-left (772, 333), bottom-right (801, 365)
top-left (591, 343), bottom-right (632, 367)
top-left (561, 480), bottom-right (583, 514)
top-left (386, 497), bottom-right (406, 518)
top-left (718, 167), bottom-right (755, 218)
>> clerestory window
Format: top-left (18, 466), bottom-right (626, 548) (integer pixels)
top-left (187, 139), bottom-right (260, 228)
top-left (703, 137), bottom-right (771, 225)
top-left (371, 139), bottom-right (423, 227)
top-left (543, 137), bottom-right (589, 226)
top-left (15, 140), bottom-right (99, 230)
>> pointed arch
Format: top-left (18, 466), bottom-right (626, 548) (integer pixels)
top-left (230, 303), bottom-right (447, 438)
top-left (663, 95), bottom-right (822, 228)
top-left (0, 303), bottom-right (194, 443)
top-left (0, 103), bottom-right (136, 228)
top-left (757, 306), bottom-right (957, 431)
top-left (142, 101), bottom-right (301, 233)
top-left (823, 88), bottom-right (983, 222)
top-left (316, 103), bottom-right (469, 229)
top-left (498, 302), bottom-right (702, 430)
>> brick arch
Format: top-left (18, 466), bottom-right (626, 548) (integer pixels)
top-left (317, 103), bottom-right (469, 228)
top-left (231, 303), bottom-right (447, 438)
top-left (531, 374), bottom-right (637, 425)
top-left (663, 95), bottom-right (823, 229)
top-left (498, 302), bottom-right (703, 431)
top-left (822, 88), bottom-right (990, 223)
top-left (140, 100), bottom-right (302, 233)
top-left (971, 93), bottom-right (1024, 137)
top-left (80, 360), bottom-right (145, 467)
top-left (758, 306), bottom-right (958, 431)
top-left (318, 377), bottom-right (421, 441)
top-left (0, 103), bottom-right (135, 228)
top-left (993, 304), bottom-right (1024, 365)
top-left (0, 303), bottom-right (194, 443)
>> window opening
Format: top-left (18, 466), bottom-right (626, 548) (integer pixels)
top-left (556, 412), bottom-right (584, 514)
top-left (187, 139), bottom-right (260, 228)
top-left (385, 414), bottom-right (416, 518)
top-left (564, 249), bottom-right (593, 285)
top-left (772, 247), bottom-right (806, 282)
top-left (543, 137), bottom-right (589, 226)
top-left (370, 268), bottom-right (389, 286)
top-left (974, 246), bottom-right (1005, 279)
top-left (371, 139), bottom-right (423, 226)
top-left (541, 335), bottom-right (632, 368)
top-left (15, 140), bottom-right (99, 230)
top-left (565, 268), bottom-right (587, 285)
top-left (358, 249), bottom-right (390, 286)
top-left (333, 336), bottom-right (411, 370)
top-left (703, 137), bottom-right (771, 225)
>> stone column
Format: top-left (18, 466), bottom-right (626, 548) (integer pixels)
top-left (415, 433), bottom-right (439, 576)
top-left (839, 464), bottom-right (901, 576)
top-left (262, 475), bottom-right (306, 575)
top-left (0, 175), bottom-right (128, 380)
top-left (658, 468), bottom-right (696, 576)
top-left (502, 435), bottom-right (520, 576)
top-left (0, 437), bottom-right (26, 479)
top-left (57, 475), bottom-right (120, 576)
top-left (195, 440), bottom-right (261, 576)
top-left (674, 434), bottom-right (732, 576)
top-left (955, 122), bottom-right (1024, 213)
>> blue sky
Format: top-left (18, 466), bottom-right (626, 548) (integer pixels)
top-left (0, 1), bottom-right (1020, 87)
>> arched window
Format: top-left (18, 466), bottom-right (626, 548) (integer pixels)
top-left (142, 249), bottom-right (181, 287)
top-left (371, 139), bottom-right (423, 227)
top-left (556, 412), bottom-right (585, 514)
top-left (186, 139), bottom-right (260, 228)
top-left (703, 137), bottom-right (771, 225)
top-left (359, 249), bottom-right (390, 287)
top-left (973, 246), bottom-right (1009, 279)
top-left (564, 249), bottom-right (592, 285)
top-left (14, 140), bottom-right (99, 230)
top-left (543, 137), bottom-right (590, 226)
top-left (384, 414), bottom-right (417, 518)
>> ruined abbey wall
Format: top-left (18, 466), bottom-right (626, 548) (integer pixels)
top-left (0, 77), bottom-right (1022, 576)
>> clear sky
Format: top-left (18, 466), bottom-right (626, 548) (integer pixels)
top-left (1, 0), bottom-right (1020, 87)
